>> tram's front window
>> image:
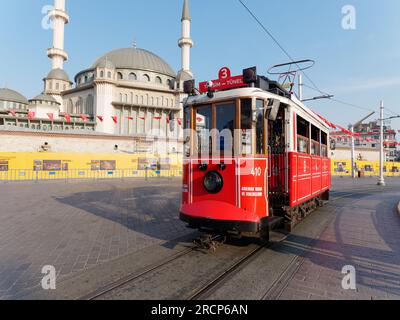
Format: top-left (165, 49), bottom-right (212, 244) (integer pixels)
top-left (196, 105), bottom-right (212, 156)
top-left (216, 102), bottom-right (235, 155)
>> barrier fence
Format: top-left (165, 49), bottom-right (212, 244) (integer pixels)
top-left (0, 168), bottom-right (183, 182)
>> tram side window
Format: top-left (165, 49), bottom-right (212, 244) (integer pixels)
top-left (311, 125), bottom-right (321, 156)
top-left (241, 99), bottom-right (252, 155)
top-left (216, 102), bottom-right (235, 155)
top-left (321, 131), bottom-right (328, 157)
top-left (184, 106), bottom-right (191, 157)
top-left (256, 99), bottom-right (264, 155)
top-left (297, 115), bottom-right (310, 154)
top-left (196, 105), bottom-right (212, 156)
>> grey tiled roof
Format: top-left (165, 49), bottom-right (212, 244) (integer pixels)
top-left (46, 68), bottom-right (71, 82)
top-left (92, 48), bottom-right (176, 77)
top-left (0, 88), bottom-right (29, 105)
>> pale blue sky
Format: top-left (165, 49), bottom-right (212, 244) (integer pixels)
top-left (0, 0), bottom-right (399, 131)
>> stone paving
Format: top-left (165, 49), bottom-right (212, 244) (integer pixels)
top-left (0, 178), bottom-right (189, 299)
top-left (278, 178), bottom-right (400, 300)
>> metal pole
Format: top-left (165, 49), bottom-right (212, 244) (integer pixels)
top-left (378, 100), bottom-right (386, 186)
top-left (351, 125), bottom-right (356, 178)
top-left (298, 74), bottom-right (303, 101)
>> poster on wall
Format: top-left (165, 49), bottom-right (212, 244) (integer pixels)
top-left (0, 161), bottom-right (9, 172)
top-left (43, 160), bottom-right (62, 171)
top-left (33, 160), bottom-right (42, 172)
top-left (91, 160), bottom-right (101, 171)
top-left (100, 160), bottom-right (116, 171)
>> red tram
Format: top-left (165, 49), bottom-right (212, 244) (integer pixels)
top-left (180, 67), bottom-right (331, 240)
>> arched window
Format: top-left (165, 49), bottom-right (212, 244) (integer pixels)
top-left (107, 71), bottom-right (112, 78)
top-left (76, 97), bottom-right (84, 114)
top-left (85, 95), bottom-right (94, 114)
top-left (49, 82), bottom-right (53, 90)
top-left (167, 79), bottom-right (172, 87)
top-left (56, 83), bottom-right (60, 90)
top-left (66, 99), bottom-right (73, 114)
top-left (129, 73), bottom-right (137, 81)
top-left (100, 71), bottom-right (104, 77)
top-left (117, 72), bottom-right (123, 80)
top-left (155, 76), bottom-right (162, 84)
top-left (143, 74), bottom-right (150, 82)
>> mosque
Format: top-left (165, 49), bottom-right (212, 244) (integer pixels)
top-left (0, 0), bottom-right (193, 150)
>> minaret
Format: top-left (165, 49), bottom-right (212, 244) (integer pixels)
top-left (178, 0), bottom-right (193, 78)
top-left (43, 0), bottom-right (72, 106)
top-left (47, 0), bottom-right (69, 70)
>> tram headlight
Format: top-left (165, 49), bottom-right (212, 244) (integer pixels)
top-left (203, 171), bottom-right (223, 194)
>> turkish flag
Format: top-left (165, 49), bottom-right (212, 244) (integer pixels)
top-left (139, 117), bottom-right (145, 121)
top-left (8, 109), bottom-right (17, 117)
top-left (127, 117), bottom-right (134, 121)
top-left (80, 114), bottom-right (88, 122)
top-left (112, 116), bottom-right (118, 124)
top-left (177, 118), bottom-right (182, 126)
top-left (166, 118), bottom-right (170, 124)
top-left (27, 111), bottom-right (36, 120)
top-left (97, 116), bottom-right (104, 122)
top-left (47, 113), bottom-right (54, 121)
top-left (153, 116), bottom-right (162, 120)
top-left (64, 113), bottom-right (71, 123)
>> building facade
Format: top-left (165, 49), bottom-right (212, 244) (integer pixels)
top-left (330, 120), bottom-right (398, 162)
top-left (0, 0), bottom-right (193, 154)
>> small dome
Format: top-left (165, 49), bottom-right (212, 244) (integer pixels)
top-left (46, 68), bottom-right (71, 82)
top-left (30, 93), bottom-right (59, 104)
top-left (92, 48), bottom-right (176, 77)
top-left (0, 88), bottom-right (29, 105)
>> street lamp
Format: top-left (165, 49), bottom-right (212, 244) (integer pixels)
top-left (378, 108), bottom-right (400, 186)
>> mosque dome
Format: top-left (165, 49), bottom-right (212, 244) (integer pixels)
top-left (0, 88), bottom-right (29, 105)
top-left (45, 68), bottom-right (71, 82)
top-left (30, 93), bottom-right (59, 104)
top-left (92, 48), bottom-right (176, 77)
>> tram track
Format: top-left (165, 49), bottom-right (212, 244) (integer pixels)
top-left (80, 235), bottom-right (223, 300)
top-left (79, 186), bottom-right (395, 301)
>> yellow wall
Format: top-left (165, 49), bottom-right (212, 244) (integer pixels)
top-left (332, 159), bottom-right (400, 177)
top-left (0, 152), bottom-right (183, 181)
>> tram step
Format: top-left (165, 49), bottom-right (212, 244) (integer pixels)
top-left (268, 216), bottom-right (284, 230)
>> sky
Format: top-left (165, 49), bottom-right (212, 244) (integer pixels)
top-left (0, 0), bottom-right (399, 133)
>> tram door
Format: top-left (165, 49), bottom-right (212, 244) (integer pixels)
top-left (267, 101), bottom-right (287, 209)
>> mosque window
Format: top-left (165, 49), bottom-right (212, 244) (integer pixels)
top-left (117, 72), bottom-right (123, 80)
top-left (100, 71), bottom-right (104, 77)
top-left (156, 76), bottom-right (162, 84)
top-left (63, 84), bottom-right (66, 91)
top-left (143, 74), bottom-right (150, 82)
top-left (85, 95), bottom-right (94, 114)
top-left (56, 83), bottom-right (60, 90)
top-left (85, 75), bottom-right (88, 82)
top-left (107, 71), bottom-right (112, 78)
top-left (167, 79), bottom-right (172, 87)
top-left (129, 73), bottom-right (137, 81)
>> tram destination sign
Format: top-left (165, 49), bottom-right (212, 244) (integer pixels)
top-left (199, 67), bottom-right (247, 93)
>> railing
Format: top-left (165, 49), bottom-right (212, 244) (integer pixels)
top-left (0, 168), bottom-right (183, 183)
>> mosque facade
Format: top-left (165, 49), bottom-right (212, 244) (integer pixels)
top-left (0, 0), bottom-right (193, 152)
